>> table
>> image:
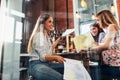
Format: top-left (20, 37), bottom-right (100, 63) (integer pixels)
top-left (20, 52), bottom-right (91, 80)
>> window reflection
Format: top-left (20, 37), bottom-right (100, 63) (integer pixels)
top-left (78, 0), bottom-right (114, 34)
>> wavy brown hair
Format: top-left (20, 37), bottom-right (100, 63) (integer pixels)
top-left (96, 10), bottom-right (118, 28)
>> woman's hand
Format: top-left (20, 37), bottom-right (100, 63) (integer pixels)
top-left (53, 55), bottom-right (65, 63)
top-left (79, 47), bottom-right (97, 53)
top-left (57, 36), bottom-right (64, 41)
top-left (45, 54), bottom-right (65, 63)
top-left (79, 47), bottom-right (88, 52)
top-left (52, 36), bottom-right (64, 50)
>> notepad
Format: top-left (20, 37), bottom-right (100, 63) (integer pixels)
top-left (73, 32), bottom-right (96, 52)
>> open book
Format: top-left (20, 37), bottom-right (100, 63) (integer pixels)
top-left (73, 32), bottom-right (97, 52)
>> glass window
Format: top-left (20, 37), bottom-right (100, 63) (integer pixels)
top-left (77, 0), bottom-right (115, 34)
top-left (0, 0), bottom-right (24, 80)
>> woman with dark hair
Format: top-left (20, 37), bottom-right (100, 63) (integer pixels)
top-left (90, 22), bottom-right (105, 43)
top-left (89, 23), bottom-right (105, 80)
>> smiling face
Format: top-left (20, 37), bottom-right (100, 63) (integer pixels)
top-left (95, 10), bottom-right (117, 29)
top-left (44, 17), bottom-right (54, 32)
top-left (90, 26), bottom-right (99, 36)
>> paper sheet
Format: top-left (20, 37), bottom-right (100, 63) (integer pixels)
top-left (62, 29), bottom-right (75, 37)
top-left (64, 58), bottom-right (91, 80)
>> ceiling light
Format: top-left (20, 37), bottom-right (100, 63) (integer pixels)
top-left (80, 0), bottom-right (87, 8)
top-left (76, 12), bottom-right (81, 18)
top-left (110, 4), bottom-right (115, 13)
top-left (91, 13), bottom-right (95, 20)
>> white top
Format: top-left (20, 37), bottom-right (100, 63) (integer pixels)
top-left (29, 32), bottom-right (52, 62)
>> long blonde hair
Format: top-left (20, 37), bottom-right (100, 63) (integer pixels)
top-left (27, 14), bottom-right (51, 53)
top-left (96, 10), bottom-right (118, 28)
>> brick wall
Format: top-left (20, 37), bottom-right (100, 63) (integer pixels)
top-left (21, 0), bottom-right (49, 53)
top-left (21, 0), bottom-right (74, 52)
top-left (54, 0), bottom-right (74, 30)
top-left (116, 0), bottom-right (120, 25)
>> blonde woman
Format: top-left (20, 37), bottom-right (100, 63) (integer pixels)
top-left (27, 13), bottom-right (65, 80)
top-left (92, 10), bottom-right (120, 79)
top-left (27, 13), bottom-right (92, 80)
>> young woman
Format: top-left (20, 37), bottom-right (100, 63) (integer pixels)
top-left (93, 10), bottom-right (120, 50)
top-left (89, 23), bottom-right (105, 62)
top-left (27, 13), bottom-right (65, 80)
top-left (27, 13), bottom-right (92, 80)
top-left (92, 10), bottom-right (120, 79)
top-left (90, 22), bottom-right (105, 43)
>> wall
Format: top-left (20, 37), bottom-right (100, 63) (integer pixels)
top-left (21, 0), bottom-right (49, 52)
top-left (116, 0), bottom-right (120, 25)
top-left (21, 0), bottom-right (74, 53)
top-left (54, 0), bottom-right (74, 30)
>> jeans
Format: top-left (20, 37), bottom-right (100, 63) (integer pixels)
top-left (100, 65), bottom-right (120, 80)
top-left (28, 60), bottom-right (64, 80)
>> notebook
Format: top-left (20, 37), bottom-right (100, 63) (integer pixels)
top-left (73, 32), bottom-right (96, 52)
